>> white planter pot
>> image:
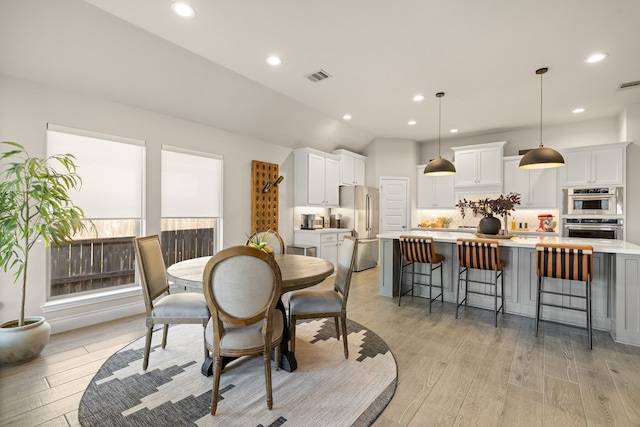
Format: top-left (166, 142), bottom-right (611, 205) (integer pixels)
top-left (0, 316), bottom-right (51, 366)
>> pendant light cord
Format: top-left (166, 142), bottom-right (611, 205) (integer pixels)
top-left (438, 95), bottom-right (442, 156)
top-left (539, 71), bottom-right (543, 148)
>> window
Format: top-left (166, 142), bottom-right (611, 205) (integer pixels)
top-left (161, 147), bottom-right (222, 267)
top-left (47, 124), bottom-right (144, 298)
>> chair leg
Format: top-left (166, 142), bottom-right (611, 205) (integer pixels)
top-left (264, 349), bottom-right (273, 409)
top-left (587, 280), bottom-right (593, 350)
top-left (210, 355), bottom-right (223, 415)
top-left (455, 267), bottom-right (461, 319)
top-left (440, 263), bottom-right (444, 304)
top-left (535, 276), bottom-right (542, 337)
top-left (275, 342), bottom-right (281, 371)
top-left (143, 325), bottom-right (153, 370)
top-left (289, 316), bottom-right (296, 354)
top-left (341, 314), bottom-right (349, 359)
top-left (493, 270), bottom-right (498, 327)
top-left (202, 323), bottom-right (208, 360)
top-left (162, 323), bottom-right (169, 348)
top-left (398, 259), bottom-right (404, 306)
top-left (428, 263), bottom-right (433, 313)
top-left (334, 317), bottom-right (340, 340)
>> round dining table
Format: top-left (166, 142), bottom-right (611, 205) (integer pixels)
top-left (166, 253), bottom-right (335, 374)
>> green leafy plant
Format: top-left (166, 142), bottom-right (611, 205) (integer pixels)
top-left (1, 141), bottom-right (88, 326)
top-left (246, 229), bottom-right (275, 253)
top-left (456, 193), bottom-right (521, 218)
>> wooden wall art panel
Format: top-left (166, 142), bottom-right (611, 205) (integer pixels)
top-left (251, 160), bottom-right (280, 233)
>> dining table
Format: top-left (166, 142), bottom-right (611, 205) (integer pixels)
top-left (166, 253), bottom-right (335, 375)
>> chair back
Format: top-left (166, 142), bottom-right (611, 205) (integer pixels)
top-left (535, 243), bottom-right (593, 281)
top-left (134, 235), bottom-right (170, 310)
top-left (335, 236), bottom-right (357, 301)
top-left (399, 235), bottom-right (438, 263)
top-left (203, 246), bottom-right (282, 331)
top-left (246, 230), bottom-right (285, 254)
top-left (456, 238), bottom-right (502, 271)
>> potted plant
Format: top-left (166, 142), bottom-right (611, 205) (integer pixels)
top-left (456, 193), bottom-right (521, 235)
top-left (246, 229), bottom-right (275, 254)
top-left (0, 141), bottom-right (88, 365)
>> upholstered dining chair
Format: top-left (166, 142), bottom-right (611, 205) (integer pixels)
top-left (246, 230), bottom-right (286, 254)
top-left (288, 236), bottom-right (357, 358)
top-left (133, 235), bottom-right (210, 370)
top-left (202, 246), bottom-right (284, 415)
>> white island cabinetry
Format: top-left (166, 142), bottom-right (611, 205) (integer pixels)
top-left (378, 231), bottom-right (640, 346)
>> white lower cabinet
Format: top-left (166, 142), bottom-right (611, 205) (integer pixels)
top-left (294, 230), bottom-right (353, 270)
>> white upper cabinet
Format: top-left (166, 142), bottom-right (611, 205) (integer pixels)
top-left (294, 148), bottom-right (340, 207)
top-left (452, 141), bottom-right (506, 192)
top-left (416, 165), bottom-right (456, 208)
top-left (503, 156), bottom-right (557, 208)
top-left (563, 143), bottom-right (627, 187)
top-left (333, 149), bottom-right (366, 186)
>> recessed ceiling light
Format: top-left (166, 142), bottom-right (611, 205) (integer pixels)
top-left (266, 56), bottom-right (282, 66)
top-left (572, 108), bottom-right (585, 114)
top-left (171, 2), bottom-right (195, 18)
top-left (412, 94), bottom-right (425, 102)
top-left (408, 120), bottom-right (416, 126)
top-left (343, 114), bottom-right (352, 120)
top-left (450, 129), bottom-right (459, 133)
top-left (585, 52), bottom-right (608, 63)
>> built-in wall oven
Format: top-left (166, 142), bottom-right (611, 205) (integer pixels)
top-left (564, 187), bottom-right (622, 215)
top-left (563, 218), bottom-right (624, 240)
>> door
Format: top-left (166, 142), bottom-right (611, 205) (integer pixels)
top-left (380, 177), bottom-right (408, 233)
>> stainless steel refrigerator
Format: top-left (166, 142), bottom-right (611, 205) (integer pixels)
top-left (333, 186), bottom-right (379, 272)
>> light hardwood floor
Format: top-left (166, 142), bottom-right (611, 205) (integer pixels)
top-left (2, 266), bottom-right (640, 426)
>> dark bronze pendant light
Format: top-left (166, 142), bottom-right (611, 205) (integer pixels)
top-left (424, 92), bottom-right (456, 176)
top-left (519, 68), bottom-right (565, 169)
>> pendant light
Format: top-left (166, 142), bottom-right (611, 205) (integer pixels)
top-left (424, 92), bottom-right (456, 176)
top-left (519, 68), bottom-right (565, 169)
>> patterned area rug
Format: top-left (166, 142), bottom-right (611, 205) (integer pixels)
top-left (78, 318), bottom-right (396, 426)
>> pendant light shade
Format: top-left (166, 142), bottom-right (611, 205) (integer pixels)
top-left (424, 92), bottom-right (456, 176)
top-left (519, 68), bottom-right (565, 169)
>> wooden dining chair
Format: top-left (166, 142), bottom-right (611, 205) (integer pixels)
top-left (246, 230), bottom-right (286, 254)
top-left (202, 246), bottom-right (284, 415)
top-left (288, 236), bottom-right (357, 358)
top-left (133, 235), bottom-right (210, 370)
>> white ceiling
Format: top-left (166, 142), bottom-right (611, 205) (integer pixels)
top-left (2, 0), bottom-right (640, 152)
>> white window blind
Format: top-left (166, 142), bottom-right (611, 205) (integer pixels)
top-left (161, 148), bottom-right (222, 218)
top-left (46, 125), bottom-right (144, 219)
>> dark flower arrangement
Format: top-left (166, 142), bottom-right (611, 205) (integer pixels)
top-left (456, 193), bottom-right (521, 218)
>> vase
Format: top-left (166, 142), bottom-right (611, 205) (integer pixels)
top-left (479, 215), bottom-right (501, 235)
top-left (0, 316), bottom-right (51, 365)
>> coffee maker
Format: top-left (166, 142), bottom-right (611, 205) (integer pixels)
top-left (330, 214), bottom-right (342, 228)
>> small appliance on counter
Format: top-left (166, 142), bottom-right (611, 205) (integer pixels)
top-left (536, 214), bottom-right (556, 232)
top-left (329, 214), bottom-right (342, 228)
top-left (301, 214), bottom-right (324, 230)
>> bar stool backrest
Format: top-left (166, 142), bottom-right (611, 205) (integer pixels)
top-left (456, 238), bottom-right (501, 271)
top-left (535, 244), bottom-right (593, 281)
top-left (399, 235), bottom-right (437, 263)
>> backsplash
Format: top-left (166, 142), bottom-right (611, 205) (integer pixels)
top-left (417, 193), bottom-right (559, 232)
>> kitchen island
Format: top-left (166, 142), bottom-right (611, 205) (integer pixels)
top-left (378, 231), bottom-right (640, 346)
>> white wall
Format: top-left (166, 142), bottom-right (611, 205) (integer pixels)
top-left (0, 73), bottom-right (294, 329)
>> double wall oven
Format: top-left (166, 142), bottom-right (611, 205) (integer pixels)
top-left (562, 187), bottom-right (624, 240)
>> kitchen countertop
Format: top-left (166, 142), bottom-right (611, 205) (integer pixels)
top-left (412, 227), bottom-right (559, 237)
top-left (379, 230), bottom-right (640, 255)
top-left (295, 228), bottom-right (353, 233)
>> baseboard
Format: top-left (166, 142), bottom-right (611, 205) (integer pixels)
top-left (48, 302), bottom-right (145, 334)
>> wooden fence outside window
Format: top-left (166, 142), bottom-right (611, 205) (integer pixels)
top-left (50, 228), bottom-right (215, 297)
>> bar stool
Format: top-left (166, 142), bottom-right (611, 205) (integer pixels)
top-left (455, 238), bottom-right (505, 327)
top-left (534, 243), bottom-right (594, 349)
top-left (398, 235), bottom-right (444, 312)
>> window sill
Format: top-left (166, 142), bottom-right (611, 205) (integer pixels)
top-left (42, 286), bottom-right (142, 313)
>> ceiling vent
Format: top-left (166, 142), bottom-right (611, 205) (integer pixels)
top-left (618, 80), bottom-right (640, 91)
top-left (304, 69), bottom-right (332, 83)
